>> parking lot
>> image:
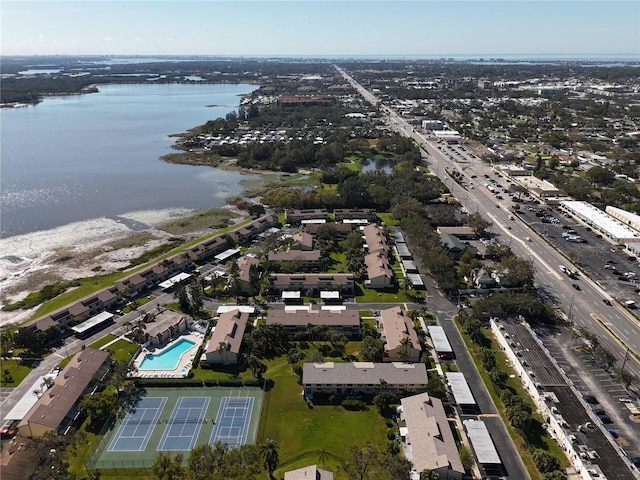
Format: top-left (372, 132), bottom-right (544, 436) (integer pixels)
top-left (497, 318), bottom-right (640, 479)
top-left (516, 205), bottom-right (640, 305)
top-left (538, 326), bottom-right (640, 470)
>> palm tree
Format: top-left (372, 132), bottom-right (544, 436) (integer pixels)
top-left (398, 337), bottom-right (412, 362)
top-left (317, 446), bottom-right (328, 467)
top-left (217, 341), bottom-right (228, 364)
top-left (259, 439), bottom-right (279, 478)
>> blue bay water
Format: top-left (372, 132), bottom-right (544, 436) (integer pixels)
top-left (0, 83), bottom-right (258, 238)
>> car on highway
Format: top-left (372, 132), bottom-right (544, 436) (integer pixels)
top-left (572, 284), bottom-right (581, 290)
top-left (602, 299), bottom-right (612, 305)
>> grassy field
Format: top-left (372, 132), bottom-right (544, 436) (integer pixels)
top-left (258, 354), bottom-right (389, 479)
top-left (0, 359), bottom-right (33, 387)
top-left (102, 338), bottom-right (140, 362)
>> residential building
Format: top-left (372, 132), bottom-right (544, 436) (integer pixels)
top-left (266, 308), bottom-right (360, 338)
top-left (285, 208), bottom-right (329, 225)
top-left (140, 309), bottom-right (189, 346)
top-left (362, 224), bottom-right (389, 256)
top-left (285, 465), bottom-right (334, 480)
top-left (333, 208), bottom-right (377, 222)
top-left (364, 251), bottom-right (393, 289)
top-left (266, 273), bottom-right (354, 296)
top-left (302, 362), bottom-right (428, 398)
top-left (236, 255), bottom-right (260, 294)
top-left (17, 348), bottom-right (111, 438)
top-left (267, 250), bottom-right (322, 270)
top-left (399, 393), bottom-right (465, 480)
top-left (204, 309), bottom-right (249, 365)
top-left (378, 307), bottom-right (422, 362)
top-left (291, 232), bottom-right (314, 251)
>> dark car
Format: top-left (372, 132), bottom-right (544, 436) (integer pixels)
top-left (583, 394), bottom-right (598, 404)
top-left (603, 299), bottom-right (612, 305)
top-left (0, 427), bottom-right (16, 438)
top-left (572, 284), bottom-right (581, 290)
top-left (592, 408), bottom-right (606, 415)
top-left (598, 414), bottom-right (612, 424)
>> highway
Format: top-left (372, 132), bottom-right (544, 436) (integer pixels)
top-left (336, 65), bottom-right (640, 382)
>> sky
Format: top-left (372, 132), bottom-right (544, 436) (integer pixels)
top-left (1, 1), bottom-right (639, 58)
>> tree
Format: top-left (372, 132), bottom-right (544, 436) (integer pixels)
top-left (458, 444), bottom-right (476, 472)
top-left (420, 470), bottom-right (440, 480)
top-left (151, 452), bottom-right (185, 480)
top-left (79, 391), bottom-right (116, 430)
top-left (466, 212), bottom-right (492, 237)
top-left (340, 442), bottom-right (381, 480)
top-left (247, 354), bottom-right (267, 379)
top-left (532, 449), bottom-right (560, 473)
top-left (317, 447), bottom-right (328, 467)
top-left (398, 337), bottom-right (412, 362)
top-left (360, 336), bottom-right (384, 362)
top-left (217, 341), bottom-right (228, 364)
top-left (248, 203), bottom-right (266, 217)
top-left (373, 391), bottom-right (397, 417)
top-left (259, 439), bottom-right (279, 478)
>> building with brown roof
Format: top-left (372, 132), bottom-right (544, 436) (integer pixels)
top-left (291, 232), bottom-right (314, 251)
top-left (285, 209), bottom-right (329, 225)
top-left (285, 465), bottom-right (334, 480)
top-left (378, 307), bottom-right (422, 362)
top-left (302, 362), bottom-right (428, 398)
top-left (333, 208), bottom-right (378, 222)
top-left (305, 222), bottom-right (353, 238)
top-left (267, 250), bottom-right (322, 270)
top-left (266, 273), bottom-right (354, 296)
top-left (364, 252), bottom-right (393, 290)
top-left (18, 348), bottom-right (110, 438)
top-left (399, 393), bottom-right (465, 479)
top-left (236, 255), bottom-right (260, 294)
top-left (362, 224), bottom-right (389, 255)
top-left (204, 310), bottom-right (249, 365)
top-left (266, 308), bottom-right (360, 338)
top-left (141, 309), bottom-right (189, 346)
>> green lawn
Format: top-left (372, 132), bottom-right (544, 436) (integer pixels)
top-left (259, 355), bottom-right (389, 479)
top-left (102, 338), bottom-right (139, 362)
top-left (354, 282), bottom-right (409, 303)
top-left (0, 359), bottom-right (33, 387)
top-left (88, 334), bottom-right (119, 350)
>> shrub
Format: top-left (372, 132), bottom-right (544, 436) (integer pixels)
top-left (341, 399), bottom-right (367, 411)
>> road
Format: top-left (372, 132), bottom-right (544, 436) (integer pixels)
top-left (335, 65), bottom-right (640, 382)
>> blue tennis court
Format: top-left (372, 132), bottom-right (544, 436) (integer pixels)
top-left (108, 397), bottom-right (166, 451)
top-left (157, 396), bottom-right (210, 451)
top-left (210, 396), bottom-right (254, 448)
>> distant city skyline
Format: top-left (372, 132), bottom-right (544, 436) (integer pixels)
top-left (1, 1), bottom-right (639, 58)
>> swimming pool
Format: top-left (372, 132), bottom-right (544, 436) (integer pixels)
top-left (138, 338), bottom-right (196, 371)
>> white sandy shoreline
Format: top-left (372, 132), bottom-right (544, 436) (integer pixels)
top-left (0, 207), bottom-right (200, 327)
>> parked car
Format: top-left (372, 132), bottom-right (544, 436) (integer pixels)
top-left (0, 427), bottom-right (16, 438)
top-left (583, 395), bottom-right (598, 404)
top-left (597, 414), bottom-right (612, 424)
top-left (592, 408), bottom-right (606, 415)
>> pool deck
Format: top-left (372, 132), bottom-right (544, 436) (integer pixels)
top-left (132, 332), bottom-right (204, 379)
